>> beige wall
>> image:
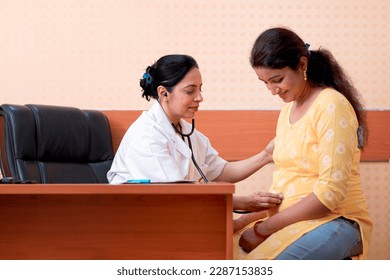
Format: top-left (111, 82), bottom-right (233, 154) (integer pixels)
top-left (1, 0), bottom-right (389, 110)
top-left (1, 0), bottom-right (389, 259)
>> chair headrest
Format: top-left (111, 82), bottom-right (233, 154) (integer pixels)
top-left (28, 104), bottom-right (90, 161)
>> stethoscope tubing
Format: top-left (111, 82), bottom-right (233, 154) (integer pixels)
top-left (171, 119), bottom-right (209, 183)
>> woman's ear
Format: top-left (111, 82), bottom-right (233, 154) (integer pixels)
top-left (299, 57), bottom-right (308, 71)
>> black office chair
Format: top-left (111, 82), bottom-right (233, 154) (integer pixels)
top-left (0, 104), bottom-right (114, 183)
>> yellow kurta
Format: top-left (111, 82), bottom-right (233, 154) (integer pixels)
top-left (234, 88), bottom-right (373, 260)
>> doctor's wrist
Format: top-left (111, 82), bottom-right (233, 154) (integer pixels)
top-left (258, 150), bottom-right (273, 165)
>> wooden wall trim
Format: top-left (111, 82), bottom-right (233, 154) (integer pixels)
top-left (104, 110), bottom-right (390, 162)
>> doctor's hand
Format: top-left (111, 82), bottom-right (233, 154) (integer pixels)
top-left (263, 138), bottom-right (275, 163)
top-left (233, 191), bottom-right (283, 213)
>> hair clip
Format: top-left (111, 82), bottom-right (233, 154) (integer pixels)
top-left (357, 125), bottom-right (364, 149)
top-left (305, 43), bottom-right (311, 56)
top-left (142, 72), bottom-right (152, 85)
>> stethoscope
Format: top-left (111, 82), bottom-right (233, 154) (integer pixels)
top-left (157, 99), bottom-right (209, 183)
top-left (171, 119), bottom-right (209, 183)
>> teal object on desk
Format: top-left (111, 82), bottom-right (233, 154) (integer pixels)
top-left (126, 179), bottom-right (151, 183)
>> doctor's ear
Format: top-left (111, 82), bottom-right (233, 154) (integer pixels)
top-left (157, 86), bottom-right (168, 99)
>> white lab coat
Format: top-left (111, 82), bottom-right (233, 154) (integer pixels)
top-left (107, 102), bottom-right (227, 184)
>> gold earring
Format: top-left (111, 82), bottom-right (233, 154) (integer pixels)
top-left (303, 70), bottom-right (307, 81)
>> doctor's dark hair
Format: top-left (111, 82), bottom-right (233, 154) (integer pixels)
top-left (250, 27), bottom-right (368, 149)
top-left (140, 54), bottom-right (199, 101)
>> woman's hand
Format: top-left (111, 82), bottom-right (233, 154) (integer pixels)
top-left (239, 225), bottom-right (266, 253)
top-left (233, 211), bottom-right (268, 233)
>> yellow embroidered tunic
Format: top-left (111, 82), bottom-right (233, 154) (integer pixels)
top-left (234, 88), bottom-right (373, 260)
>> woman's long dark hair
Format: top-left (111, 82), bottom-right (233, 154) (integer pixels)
top-left (250, 27), bottom-right (368, 149)
top-left (140, 54), bottom-right (199, 101)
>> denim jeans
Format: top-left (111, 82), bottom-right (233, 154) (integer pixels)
top-left (275, 217), bottom-right (362, 260)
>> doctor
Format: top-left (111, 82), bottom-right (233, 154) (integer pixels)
top-left (107, 54), bottom-right (282, 213)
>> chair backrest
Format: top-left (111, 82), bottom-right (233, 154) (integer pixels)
top-left (0, 104), bottom-right (114, 183)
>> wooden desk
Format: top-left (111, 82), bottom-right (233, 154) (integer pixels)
top-left (0, 183), bottom-right (234, 260)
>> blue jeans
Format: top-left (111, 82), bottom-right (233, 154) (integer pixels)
top-left (275, 217), bottom-right (362, 260)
